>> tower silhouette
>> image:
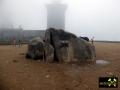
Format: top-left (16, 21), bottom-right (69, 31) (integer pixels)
top-left (46, 1), bottom-right (67, 30)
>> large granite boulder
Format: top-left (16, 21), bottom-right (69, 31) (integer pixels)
top-left (26, 37), bottom-right (54, 62)
top-left (44, 43), bottom-right (54, 63)
top-left (68, 38), bottom-right (96, 62)
top-left (26, 37), bottom-right (44, 60)
top-left (45, 28), bottom-right (96, 63)
top-left (26, 28), bottom-right (96, 63)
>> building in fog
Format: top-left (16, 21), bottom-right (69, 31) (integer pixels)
top-left (46, 1), bottom-right (67, 29)
top-left (0, 28), bottom-right (45, 43)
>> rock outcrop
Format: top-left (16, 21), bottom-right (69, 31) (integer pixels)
top-left (45, 28), bottom-right (96, 62)
top-left (44, 43), bottom-right (54, 63)
top-left (26, 28), bottom-right (96, 63)
top-left (26, 37), bottom-right (44, 60)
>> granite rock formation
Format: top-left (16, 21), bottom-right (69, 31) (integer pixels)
top-left (26, 28), bottom-right (96, 63)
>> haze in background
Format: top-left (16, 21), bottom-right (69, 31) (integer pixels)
top-left (0, 0), bottom-right (120, 41)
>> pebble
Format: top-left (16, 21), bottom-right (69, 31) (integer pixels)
top-left (46, 74), bottom-right (50, 78)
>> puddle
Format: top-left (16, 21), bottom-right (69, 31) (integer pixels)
top-left (96, 60), bottom-right (110, 65)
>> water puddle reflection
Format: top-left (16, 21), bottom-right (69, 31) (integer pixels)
top-left (96, 60), bottom-right (110, 65)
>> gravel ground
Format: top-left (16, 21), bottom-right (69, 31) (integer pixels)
top-left (0, 42), bottom-right (120, 90)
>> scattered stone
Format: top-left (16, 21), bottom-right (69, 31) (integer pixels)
top-left (45, 74), bottom-right (50, 78)
top-left (20, 53), bottom-right (25, 55)
top-left (13, 60), bottom-right (18, 63)
top-left (107, 72), bottom-right (114, 76)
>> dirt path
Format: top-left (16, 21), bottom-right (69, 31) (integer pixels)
top-left (0, 42), bottom-right (120, 90)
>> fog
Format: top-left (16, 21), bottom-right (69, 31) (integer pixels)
top-left (0, 0), bottom-right (120, 41)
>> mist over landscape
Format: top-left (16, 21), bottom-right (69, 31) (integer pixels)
top-left (0, 1), bottom-right (120, 90)
top-left (0, 0), bottom-right (120, 41)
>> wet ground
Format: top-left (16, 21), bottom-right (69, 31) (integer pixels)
top-left (0, 42), bottom-right (120, 90)
top-left (96, 60), bottom-right (110, 65)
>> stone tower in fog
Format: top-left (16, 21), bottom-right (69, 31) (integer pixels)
top-left (46, 0), bottom-right (67, 29)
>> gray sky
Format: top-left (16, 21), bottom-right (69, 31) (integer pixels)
top-left (0, 0), bottom-right (120, 41)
